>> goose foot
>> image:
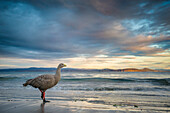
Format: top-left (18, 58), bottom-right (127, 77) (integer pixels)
top-left (43, 99), bottom-right (50, 103)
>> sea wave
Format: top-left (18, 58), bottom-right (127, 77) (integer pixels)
top-left (55, 86), bottom-right (170, 92)
top-left (0, 76), bottom-right (20, 80)
top-left (61, 78), bottom-right (135, 82)
top-left (138, 78), bottom-right (170, 86)
top-left (61, 78), bottom-right (170, 86)
top-left (0, 76), bottom-right (169, 86)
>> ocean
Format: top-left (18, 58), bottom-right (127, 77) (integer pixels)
top-left (0, 71), bottom-right (170, 112)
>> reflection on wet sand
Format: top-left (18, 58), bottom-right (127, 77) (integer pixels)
top-left (40, 102), bottom-right (45, 113)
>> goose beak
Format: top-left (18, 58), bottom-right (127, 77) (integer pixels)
top-left (63, 64), bottom-right (67, 67)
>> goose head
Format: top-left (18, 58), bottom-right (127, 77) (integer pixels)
top-left (58, 63), bottom-right (67, 68)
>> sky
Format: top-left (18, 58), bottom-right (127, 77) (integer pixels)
top-left (0, 0), bottom-right (170, 69)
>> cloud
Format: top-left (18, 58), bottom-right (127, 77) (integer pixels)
top-left (0, 0), bottom-right (169, 69)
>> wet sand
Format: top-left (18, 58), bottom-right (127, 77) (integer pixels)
top-left (0, 88), bottom-right (170, 113)
top-left (0, 89), bottom-right (169, 113)
top-left (0, 98), bottom-right (141, 113)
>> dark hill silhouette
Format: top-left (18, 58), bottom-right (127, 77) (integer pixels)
top-left (0, 67), bottom-right (167, 72)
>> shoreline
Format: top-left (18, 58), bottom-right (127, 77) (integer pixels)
top-left (0, 89), bottom-right (170, 113)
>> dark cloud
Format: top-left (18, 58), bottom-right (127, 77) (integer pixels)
top-left (0, 0), bottom-right (169, 60)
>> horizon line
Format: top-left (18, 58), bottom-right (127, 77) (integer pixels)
top-left (0, 67), bottom-right (169, 70)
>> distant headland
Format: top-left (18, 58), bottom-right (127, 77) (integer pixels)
top-left (0, 67), bottom-right (168, 72)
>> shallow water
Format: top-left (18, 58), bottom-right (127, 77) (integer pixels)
top-left (0, 71), bottom-right (169, 91)
top-left (0, 71), bottom-right (170, 112)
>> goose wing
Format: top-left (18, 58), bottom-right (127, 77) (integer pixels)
top-left (30, 74), bottom-right (55, 89)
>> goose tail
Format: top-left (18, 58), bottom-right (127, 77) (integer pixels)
top-left (23, 79), bottom-right (32, 87)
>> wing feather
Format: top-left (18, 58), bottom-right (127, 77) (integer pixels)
top-left (30, 74), bottom-right (55, 89)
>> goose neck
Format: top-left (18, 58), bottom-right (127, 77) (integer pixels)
top-left (56, 67), bottom-right (61, 75)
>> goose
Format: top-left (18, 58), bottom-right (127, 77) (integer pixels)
top-left (23, 63), bottom-right (66, 102)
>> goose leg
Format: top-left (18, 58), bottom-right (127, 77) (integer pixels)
top-left (42, 92), bottom-right (50, 103)
top-left (39, 89), bottom-right (43, 99)
top-left (41, 92), bottom-right (43, 99)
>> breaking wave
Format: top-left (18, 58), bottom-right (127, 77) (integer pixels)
top-left (61, 78), bottom-right (170, 86)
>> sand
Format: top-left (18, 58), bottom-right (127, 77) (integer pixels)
top-left (0, 88), bottom-right (169, 113)
top-left (0, 99), bottom-right (143, 113)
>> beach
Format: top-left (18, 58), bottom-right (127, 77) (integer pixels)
top-left (0, 71), bottom-right (170, 113)
top-left (1, 0), bottom-right (169, 112)
top-left (1, 89), bottom-right (169, 113)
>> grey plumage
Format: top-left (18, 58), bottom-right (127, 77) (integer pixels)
top-left (23, 63), bottom-right (66, 92)
top-left (23, 79), bottom-right (33, 87)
